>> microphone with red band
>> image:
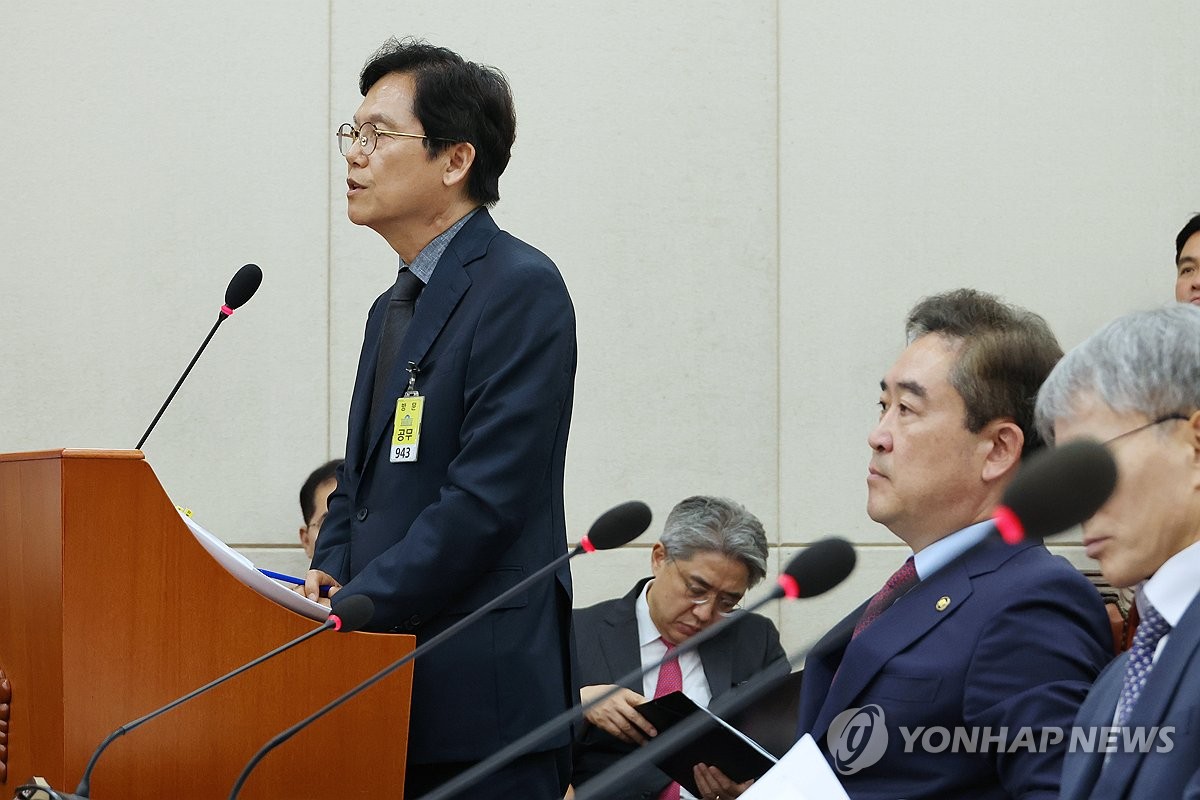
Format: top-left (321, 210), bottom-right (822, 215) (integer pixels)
top-left (219, 263), bottom-right (263, 318)
top-left (37, 595), bottom-right (374, 800)
top-left (135, 263), bottom-right (263, 450)
top-left (228, 501), bottom-right (652, 799)
top-left (416, 538), bottom-right (858, 800)
top-left (993, 439), bottom-right (1118, 544)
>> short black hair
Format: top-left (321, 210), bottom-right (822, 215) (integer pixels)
top-left (359, 37), bottom-right (516, 207)
top-left (906, 289), bottom-right (1063, 457)
top-left (1176, 213), bottom-right (1200, 263)
top-left (300, 459), bottom-right (343, 523)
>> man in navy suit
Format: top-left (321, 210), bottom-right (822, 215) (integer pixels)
top-left (304, 38), bottom-right (577, 800)
top-left (571, 496), bottom-right (789, 800)
top-left (1039, 305), bottom-right (1200, 800)
top-left (745, 289), bottom-right (1111, 800)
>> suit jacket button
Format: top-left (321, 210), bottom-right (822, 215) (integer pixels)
top-left (407, 615), bottom-right (421, 628)
top-left (356, 508), bottom-right (369, 521)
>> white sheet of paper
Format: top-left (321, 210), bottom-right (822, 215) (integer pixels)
top-left (181, 511), bottom-right (330, 621)
top-left (738, 734), bottom-right (850, 800)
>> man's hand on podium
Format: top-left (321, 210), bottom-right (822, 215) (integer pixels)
top-left (295, 569), bottom-right (341, 608)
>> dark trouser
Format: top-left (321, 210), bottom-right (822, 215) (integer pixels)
top-left (404, 744), bottom-right (571, 800)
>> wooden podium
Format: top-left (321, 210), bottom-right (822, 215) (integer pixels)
top-left (0, 450), bottom-right (414, 799)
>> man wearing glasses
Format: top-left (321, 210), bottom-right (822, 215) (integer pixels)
top-left (304, 37), bottom-right (577, 800)
top-left (1040, 305), bottom-right (1200, 800)
top-left (570, 495), bottom-right (788, 800)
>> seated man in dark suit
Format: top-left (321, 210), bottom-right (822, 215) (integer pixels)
top-left (1039, 305), bottom-right (1200, 800)
top-left (706, 289), bottom-right (1113, 800)
top-left (571, 495), bottom-right (788, 800)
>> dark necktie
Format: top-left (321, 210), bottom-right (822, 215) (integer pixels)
top-left (369, 268), bottom-right (424, 433)
top-left (1114, 599), bottom-right (1171, 726)
top-left (853, 557), bottom-right (918, 639)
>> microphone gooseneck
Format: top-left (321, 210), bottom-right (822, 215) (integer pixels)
top-left (228, 502), bottom-right (650, 799)
top-left (417, 538), bottom-right (857, 800)
top-left (135, 264), bottom-right (263, 450)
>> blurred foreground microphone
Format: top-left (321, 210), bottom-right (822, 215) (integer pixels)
top-left (228, 501), bottom-right (651, 799)
top-left (24, 595), bottom-right (374, 800)
top-left (417, 538), bottom-right (858, 800)
top-left (994, 439), bottom-right (1118, 544)
top-left (134, 263), bottom-right (263, 450)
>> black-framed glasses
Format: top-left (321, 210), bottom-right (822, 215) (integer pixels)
top-left (336, 122), bottom-right (454, 156)
top-left (1102, 413), bottom-right (1190, 447)
top-left (668, 559), bottom-right (743, 617)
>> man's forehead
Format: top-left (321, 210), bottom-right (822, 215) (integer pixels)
top-left (881, 335), bottom-right (960, 393)
top-left (676, 552), bottom-right (749, 593)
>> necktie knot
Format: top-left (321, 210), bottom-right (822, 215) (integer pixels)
top-left (391, 268), bottom-right (424, 301)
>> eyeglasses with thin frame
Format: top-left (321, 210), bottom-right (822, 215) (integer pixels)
top-left (336, 121), bottom-right (455, 156)
top-left (668, 559), bottom-right (743, 617)
top-left (1101, 413), bottom-right (1190, 447)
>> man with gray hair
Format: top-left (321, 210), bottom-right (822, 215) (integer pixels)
top-left (570, 495), bottom-right (788, 800)
top-left (1037, 305), bottom-right (1200, 799)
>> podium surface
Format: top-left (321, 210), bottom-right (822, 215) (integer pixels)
top-left (0, 449), bottom-right (414, 798)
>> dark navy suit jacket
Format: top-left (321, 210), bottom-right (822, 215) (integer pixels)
top-left (1060, 592), bottom-right (1200, 800)
top-left (571, 578), bottom-right (788, 800)
top-left (798, 536), bottom-right (1112, 800)
top-left (311, 209), bottom-right (577, 764)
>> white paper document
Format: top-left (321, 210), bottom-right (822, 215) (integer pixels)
top-left (738, 734), bottom-right (851, 800)
top-left (181, 511), bottom-right (330, 622)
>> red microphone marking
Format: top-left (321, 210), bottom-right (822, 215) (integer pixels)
top-left (220, 305), bottom-right (235, 317)
top-left (993, 505), bottom-right (1024, 545)
top-left (579, 535), bottom-right (597, 554)
top-left (777, 573), bottom-right (800, 599)
top-left (330, 614), bottom-right (345, 632)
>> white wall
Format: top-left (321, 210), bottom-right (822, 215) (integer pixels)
top-left (2, 2), bottom-right (1197, 655)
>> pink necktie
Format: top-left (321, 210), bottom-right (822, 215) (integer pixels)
top-left (655, 639), bottom-right (682, 800)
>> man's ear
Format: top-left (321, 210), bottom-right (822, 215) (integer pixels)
top-left (1186, 410), bottom-right (1200, 488)
top-left (442, 141), bottom-right (476, 189)
top-left (650, 542), bottom-right (668, 576)
top-left (981, 420), bottom-right (1024, 483)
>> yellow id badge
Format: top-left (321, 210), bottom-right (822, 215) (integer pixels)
top-left (390, 395), bottom-right (424, 463)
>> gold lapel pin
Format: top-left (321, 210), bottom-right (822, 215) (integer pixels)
top-left (935, 596), bottom-right (951, 612)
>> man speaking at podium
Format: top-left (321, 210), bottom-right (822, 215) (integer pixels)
top-left (303, 38), bottom-right (577, 800)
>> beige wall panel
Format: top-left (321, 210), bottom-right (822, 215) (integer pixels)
top-left (777, 0), bottom-right (1200, 610)
top-left (0, 3), bottom-right (331, 546)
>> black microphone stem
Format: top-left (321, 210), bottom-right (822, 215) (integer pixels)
top-left (135, 313), bottom-right (226, 450)
top-left (228, 543), bottom-right (585, 799)
top-left (416, 585), bottom-right (787, 800)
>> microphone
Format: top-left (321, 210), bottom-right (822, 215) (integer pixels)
top-left (228, 501), bottom-right (652, 799)
top-left (416, 538), bottom-right (858, 800)
top-left (993, 439), bottom-right (1118, 544)
top-left (135, 263), bottom-right (263, 450)
top-left (62, 595), bottom-right (373, 799)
